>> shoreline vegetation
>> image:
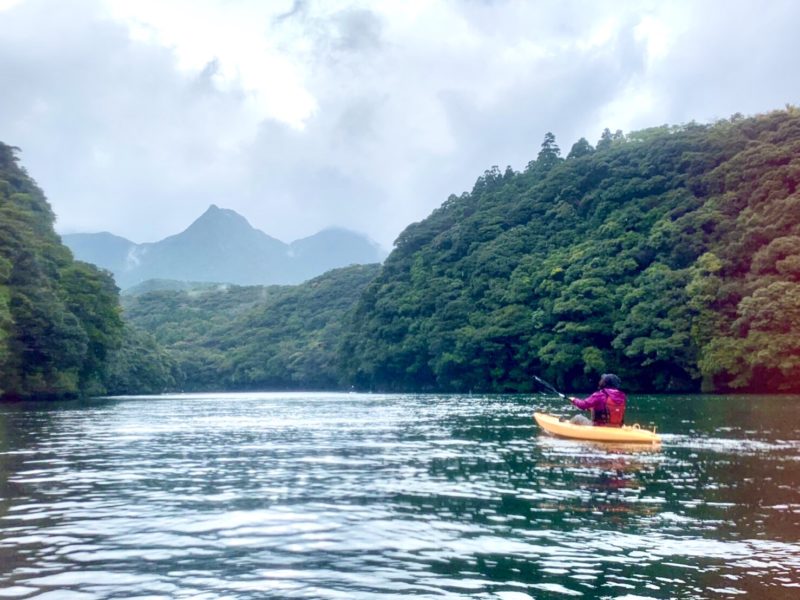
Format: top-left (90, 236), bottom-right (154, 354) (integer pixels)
top-left (3, 107), bottom-right (800, 400)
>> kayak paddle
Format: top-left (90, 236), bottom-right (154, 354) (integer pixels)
top-left (532, 375), bottom-right (568, 400)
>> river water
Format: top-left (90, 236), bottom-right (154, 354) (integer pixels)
top-left (0, 393), bottom-right (798, 599)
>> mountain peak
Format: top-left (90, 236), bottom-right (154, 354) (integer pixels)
top-left (62, 205), bottom-right (385, 288)
top-left (198, 203), bottom-right (240, 220)
top-left (186, 204), bottom-right (254, 236)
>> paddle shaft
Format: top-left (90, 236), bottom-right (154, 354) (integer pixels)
top-left (532, 375), bottom-right (569, 401)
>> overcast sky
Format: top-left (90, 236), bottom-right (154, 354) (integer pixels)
top-left (1, 0), bottom-right (799, 249)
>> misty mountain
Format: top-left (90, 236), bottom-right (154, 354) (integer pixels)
top-left (59, 231), bottom-right (136, 276)
top-left (62, 205), bottom-right (386, 289)
top-left (288, 228), bottom-right (389, 283)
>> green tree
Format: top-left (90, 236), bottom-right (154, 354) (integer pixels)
top-left (0, 142), bottom-right (126, 399)
top-left (596, 128), bottom-right (614, 151)
top-left (567, 137), bottom-right (594, 159)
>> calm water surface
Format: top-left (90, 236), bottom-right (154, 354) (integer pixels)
top-left (0, 393), bottom-right (798, 599)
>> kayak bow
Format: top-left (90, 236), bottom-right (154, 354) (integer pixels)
top-left (534, 412), bottom-right (661, 444)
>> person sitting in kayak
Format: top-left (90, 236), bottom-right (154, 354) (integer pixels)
top-left (568, 373), bottom-right (626, 427)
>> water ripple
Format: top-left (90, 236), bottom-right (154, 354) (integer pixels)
top-left (1, 393), bottom-right (799, 598)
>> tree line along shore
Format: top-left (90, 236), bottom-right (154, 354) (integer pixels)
top-left (2, 108), bottom-right (800, 400)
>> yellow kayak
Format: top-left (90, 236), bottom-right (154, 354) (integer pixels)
top-left (534, 412), bottom-right (661, 444)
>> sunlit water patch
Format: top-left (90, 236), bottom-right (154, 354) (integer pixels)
top-left (1, 393), bottom-right (799, 598)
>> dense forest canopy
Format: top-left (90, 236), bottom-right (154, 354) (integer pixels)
top-left (0, 143), bottom-right (124, 399)
top-left (4, 108), bottom-right (800, 398)
top-left (121, 265), bottom-right (381, 391)
top-left (341, 109), bottom-right (800, 393)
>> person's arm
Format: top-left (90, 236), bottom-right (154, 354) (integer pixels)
top-left (570, 391), bottom-right (604, 411)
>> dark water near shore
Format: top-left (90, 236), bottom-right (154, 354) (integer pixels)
top-left (0, 393), bottom-right (798, 599)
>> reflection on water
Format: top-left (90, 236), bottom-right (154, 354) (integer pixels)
top-left (0, 393), bottom-right (799, 599)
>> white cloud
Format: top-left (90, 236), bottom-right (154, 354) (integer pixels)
top-left (0, 0), bottom-right (798, 249)
top-left (0, 0), bottom-right (23, 10)
top-left (104, 0), bottom-right (318, 129)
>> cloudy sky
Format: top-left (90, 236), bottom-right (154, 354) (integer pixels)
top-left (1, 0), bottom-right (799, 250)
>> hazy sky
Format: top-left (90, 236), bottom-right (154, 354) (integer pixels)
top-left (1, 0), bottom-right (799, 249)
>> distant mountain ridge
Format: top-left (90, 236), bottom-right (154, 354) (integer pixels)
top-left (62, 205), bottom-right (386, 289)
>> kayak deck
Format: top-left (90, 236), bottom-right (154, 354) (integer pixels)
top-left (534, 412), bottom-right (661, 443)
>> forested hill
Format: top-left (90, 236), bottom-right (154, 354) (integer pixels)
top-left (0, 143), bottom-right (124, 400)
top-left (121, 264), bottom-right (381, 391)
top-left (341, 109), bottom-right (800, 393)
